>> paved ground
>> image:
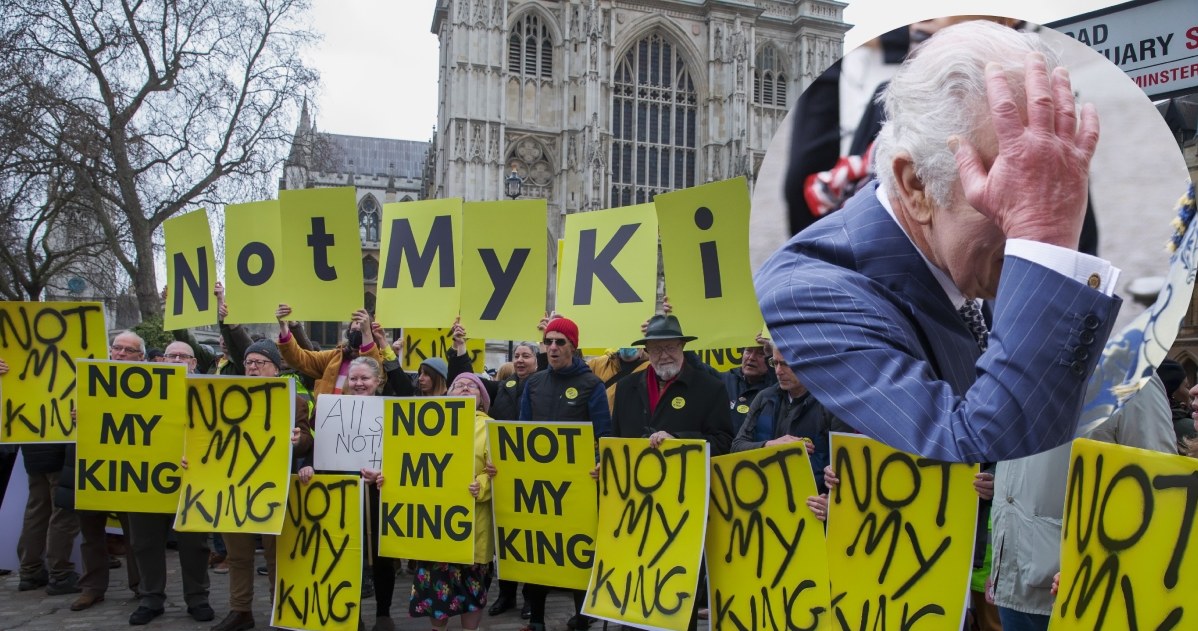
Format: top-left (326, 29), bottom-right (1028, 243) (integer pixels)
top-left (0, 550), bottom-right (602, 631)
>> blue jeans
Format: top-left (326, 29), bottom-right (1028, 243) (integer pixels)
top-left (998, 607), bottom-right (1049, 631)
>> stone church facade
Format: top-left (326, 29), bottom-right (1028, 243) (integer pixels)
top-left (427, 0), bottom-right (848, 303)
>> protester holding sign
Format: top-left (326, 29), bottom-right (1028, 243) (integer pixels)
top-left (349, 357), bottom-right (402, 631)
top-left (446, 318), bottom-right (499, 403)
top-left (275, 303), bottom-right (382, 398)
top-left (406, 372), bottom-right (495, 629)
top-left (209, 339), bottom-right (314, 631)
top-left (52, 332), bottom-right (148, 611)
top-left (515, 316), bottom-right (609, 631)
top-left (127, 341), bottom-right (214, 626)
top-left (417, 357), bottom-right (450, 396)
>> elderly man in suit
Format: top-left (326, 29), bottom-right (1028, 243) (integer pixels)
top-left (756, 20), bottom-right (1120, 463)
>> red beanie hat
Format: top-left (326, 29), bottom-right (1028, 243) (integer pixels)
top-left (544, 317), bottom-right (579, 348)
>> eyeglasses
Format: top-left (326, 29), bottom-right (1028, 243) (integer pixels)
top-left (766, 357), bottom-right (789, 369)
top-left (451, 381), bottom-right (480, 392)
top-left (543, 338), bottom-right (570, 347)
top-left (110, 344), bottom-right (143, 355)
top-left (645, 344), bottom-right (683, 357)
top-left (164, 353), bottom-right (195, 361)
top-left (243, 359), bottom-right (272, 368)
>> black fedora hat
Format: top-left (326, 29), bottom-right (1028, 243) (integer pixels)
top-left (632, 314), bottom-right (698, 346)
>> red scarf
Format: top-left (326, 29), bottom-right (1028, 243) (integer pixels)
top-left (646, 365), bottom-right (679, 414)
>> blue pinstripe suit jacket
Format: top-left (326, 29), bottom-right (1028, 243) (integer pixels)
top-left (755, 182), bottom-right (1121, 462)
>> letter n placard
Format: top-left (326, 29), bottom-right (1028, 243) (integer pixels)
top-left (75, 360), bottom-right (187, 513)
top-left (378, 397), bottom-right (476, 564)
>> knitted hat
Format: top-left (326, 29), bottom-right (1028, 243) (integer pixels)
top-left (420, 357), bottom-right (449, 380)
top-left (244, 340), bottom-right (283, 370)
top-left (544, 317), bottom-right (579, 348)
top-left (451, 372), bottom-right (492, 413)
top-left (1157, 359), bottom-right (1186, 395)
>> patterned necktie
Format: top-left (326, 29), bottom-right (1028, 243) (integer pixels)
top-left (958, 300), bottom-right (989, 352)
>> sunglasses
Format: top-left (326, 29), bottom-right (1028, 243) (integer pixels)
top-left (543, 338), bottom-right (571, 347)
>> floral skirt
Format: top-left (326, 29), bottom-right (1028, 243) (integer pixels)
top-left (409, 561), bottom-right (493, 621)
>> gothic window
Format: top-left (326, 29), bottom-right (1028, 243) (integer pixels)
top-left (611, 32), bottom-right (698, 207)
top-left (362, 256), bottom-right (379, 282)
top-left (358, 194), bottom-right (381, 244)
top-left (508, 13), bottom-right (553, 78)
top-left (754, 45), bottom-right (788, 108)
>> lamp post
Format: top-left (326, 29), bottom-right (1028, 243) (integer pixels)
top-left (504, 164), bottom-right (524, 361)
top-left (505, 163), bottom-right (524, 200)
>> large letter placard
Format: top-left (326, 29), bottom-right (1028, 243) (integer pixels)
top-left (461, 200), bottom-right (548, 341)
top-left (313, 394), bottom-right (383, 472)
top-left (1052, 438), bottom-right (1198, 630)
top-left (280, 187), bottom-right (364, 321)
top-left (488, 421), bottom-right (597, 589)
top-left (584, 437), bottom-right (709, 631)
top-left (556, 204), bottom-right (657, 349)
top-left (273, 474), bottom-right (363, 631)
top-left (400, 328), bottom-right (485, 374)
top-left (176, 376), bottom-right (294, 534)
top-left (826, 434), bottom-right (979, 629)
top-left (0, 301), bottom-right (106, 443)
top-left (655, 177), bottom-right (764, 350)
top-left (75, 360), bottom-right (187, 513)
top-left (379, 397), bottom-right (475, 564)
top-left (224, 200), bottom-right (285, 324)
top-left (706, 443), bottom-right (831, 631)
top-left (376, 198), bottom-right (463, 327)
top-left (164, 208), bottom-right (217, 331)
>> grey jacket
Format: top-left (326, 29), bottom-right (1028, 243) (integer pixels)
top-left (988, 374), bottom-right (1176, 615)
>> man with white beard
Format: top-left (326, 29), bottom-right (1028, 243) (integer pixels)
top-left (610, 314), bottom-right (733, 456)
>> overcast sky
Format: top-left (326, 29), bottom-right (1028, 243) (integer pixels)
top-left (304, 0), bottom-right (1125, 142)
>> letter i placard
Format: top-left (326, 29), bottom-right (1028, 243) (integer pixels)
top-left (75, 359), bottom-right (188, 513)
top-left (378, 397), bottom-right (477, 564)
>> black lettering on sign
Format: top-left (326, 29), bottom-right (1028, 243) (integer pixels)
top-left (391, 399), bottom-right (465, 437)
top-left (86, 363), bottom-right (175, 400)
top-left (306, 217), bottom-right (337, 281)
top-left (236, 241), bottom-right (275, 287)
top-left (379, 501), bottom-right (472, 541)
top-left (694, 207), bottom-right (722, 299)
top-left (276, 578), bottom-right (356, 627)
top-left (713, 582), bottom-right (826, 631)
top-left (828, 443), bottom-right (958, 626)
top-left (573, 224), bottom-right (641, 305)
top-left (1057, 452), bottom-right (1191, 628)
top-left (322, 397), bottom-right (383, 469)
top-left (514, 479), bottom-right (571, 516)
top-left (284, 477), bottom-right (355, 581)
top-left (497, 425), bottom-right (582, 464)
top-left (78, 459), bottom-right (180, 494)
top-left (177, 481), bottom-right (281, 528)
top-left (591, 441), bottom-right (705, 621)
top-left (0, 303), bottom-right (103, 439)
top-left (496, 527), bottom-right (594, 568)
top-left (382, 215), bottom-right (455, 289)
top-left (478, 248), bottom-right (530, 320)
top-left (171, 247), bottom-right (210, 315)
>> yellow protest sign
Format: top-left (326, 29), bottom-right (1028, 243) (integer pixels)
top-left (557, 204), bottom-right (657, 349)
top-left (488, 421), bottom-right (597, 589)
top-left (379, 397), bottom-right (475, 563)
top-left (584, 437), bottom-right (709, 631)
top-left (400, 328), bottom-right (485, 374)
top-left (273, 475), bottom-right (362, 631)
top-left (163, 209), bottom-right (217, 331)
top-left (176, 376), bottom-right (294, 534)
top-left (655, 178), bottom-right (763, 350)
top-left (697, 347), bottom-right (744, 373)
top-left (280, 187), bottom-right (364, 321)
top-left (376, 198), bottom-right (462, 327)
top-left (75, 360), bottom-right (187, 513)
top-left (1052, 438), bottom-right (1198, 629)
top-left (224, 200), bottom-right (286, 324)
top-left (706, 444), bottom-right (831, 631)
top-left (461, 200), bottom-right (548, 341)
top-left (0, 301), bottom-right (106, 443)
top-left (826, 434), bottom-right (978, 629)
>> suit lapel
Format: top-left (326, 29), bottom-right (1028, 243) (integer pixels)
top-left (843, 183), bottom-right (981, 395)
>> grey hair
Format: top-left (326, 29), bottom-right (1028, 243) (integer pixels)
top-left (873, 21), bottom-right (1060, 208)
top-left (514, 341), bottom-right (539, 356)
top-left (348, 356), bottom-right (382, 379)
top-left (110, 330), bottom-right (145, 350)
